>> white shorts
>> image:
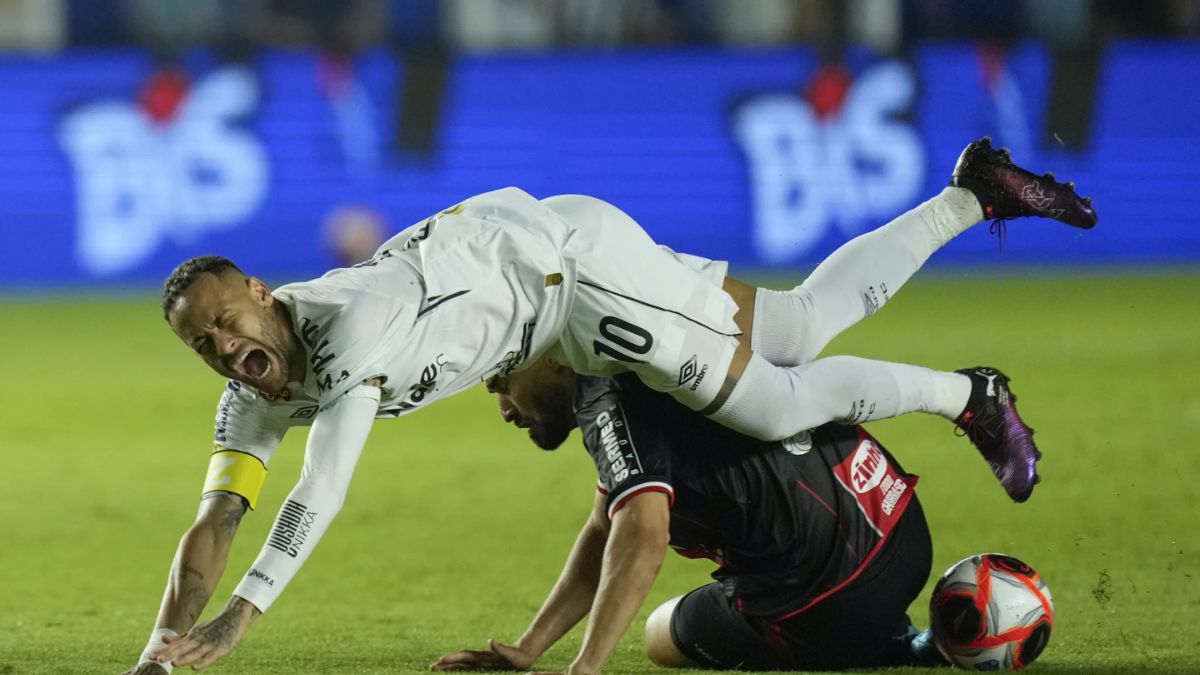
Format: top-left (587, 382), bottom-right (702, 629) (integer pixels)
top-left (541, 195), bottom-right (741, 409)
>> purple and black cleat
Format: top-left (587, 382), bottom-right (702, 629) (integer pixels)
top-left (952, 136), bottom-right (1098, 231)
top-left (954, 366), bottom-right (1042, 503)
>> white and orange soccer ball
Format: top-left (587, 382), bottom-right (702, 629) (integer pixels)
top-left (929, 553), bottom-right (1054, 670)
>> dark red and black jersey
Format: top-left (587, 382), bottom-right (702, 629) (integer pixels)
top-left (576, 374), bottom-right (919, 619)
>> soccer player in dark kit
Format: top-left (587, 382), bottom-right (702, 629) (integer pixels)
top-left (433, 358), bottom-right (958, 673)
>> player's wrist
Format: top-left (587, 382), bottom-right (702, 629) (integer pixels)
top-left (138, 627), bottom-right (177, 673)
top-left (231, 575), bottom-right (275, 615)
top-left (229, 594), bottom-right (263, 623)
top-left (567, 656), bottom-right (601, 675)
top-left (511, 633), bottom-right (543, 661)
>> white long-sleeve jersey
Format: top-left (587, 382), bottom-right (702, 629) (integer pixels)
top-left (206, 187), bottom-right (580, 610)
top-left (199, 186), bottom-right (738, 611)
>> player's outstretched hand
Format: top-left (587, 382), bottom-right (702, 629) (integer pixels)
top-left (431, 638), bottom-right (536, 671)
top-left (150, 597), bottom-right (260, 670)
top-left (120, 662), bottom-right (169, 675)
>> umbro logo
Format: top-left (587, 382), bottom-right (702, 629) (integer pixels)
top-left (678, 354), bottom-right (709, 392)
top-left (678, 355), bottom-right (697, 386)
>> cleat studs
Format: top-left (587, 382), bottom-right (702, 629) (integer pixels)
top-left (1043, 172), bottom-right (1055, 180)
top-left (1083, 196), bottom-right (1093, 206)
top-left (1033, 474), bottom-right (1042, 484)
top-left (980, 136), bottom-right (993, 148)
top-left (1066, 181), bottom-right (1076, 190)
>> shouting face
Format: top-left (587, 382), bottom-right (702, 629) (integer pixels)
top-left (167, 271), bottom-right (298, 395)
top-left (487, 358), bottom-right (578, 450)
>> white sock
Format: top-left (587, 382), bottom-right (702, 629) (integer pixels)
top-left (937, 371), bottom-right (974, 421)
top-left (751, 187), bottom-right (982, 367)
top-left (709, 352), bottom-right (973, 441)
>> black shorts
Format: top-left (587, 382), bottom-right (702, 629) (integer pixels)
top-left (669, 496), bottom-right (933, 671)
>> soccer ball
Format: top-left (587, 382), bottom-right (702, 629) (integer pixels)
top-left (929, 553), bottom-right (1054, 670)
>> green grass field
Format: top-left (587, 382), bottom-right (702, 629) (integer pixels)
top-left (2, 273), bottom-right (1198, 674)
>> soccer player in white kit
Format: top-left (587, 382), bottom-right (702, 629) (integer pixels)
top-left (131, 139), bottom-right (1095, 673)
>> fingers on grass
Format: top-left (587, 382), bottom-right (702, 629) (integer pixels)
top-left (170, 641), bottom-right (208, 667)
top-left (191, 647), bottom-right (224, 670)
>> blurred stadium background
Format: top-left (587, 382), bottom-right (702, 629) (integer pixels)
top-left (1, 1), bottom-right (1198, 673)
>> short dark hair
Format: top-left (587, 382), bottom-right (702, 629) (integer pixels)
top-left (161, 255), bottom-right (243, 320)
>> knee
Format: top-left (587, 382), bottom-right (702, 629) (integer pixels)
top-left (752, 286), bottom-right (821, 366)
top-left (644, 596), bottom-right (693, 668)
top-left (707, 353), bottom-right (808, 442)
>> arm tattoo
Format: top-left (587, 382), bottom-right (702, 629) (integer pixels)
top-left (229, 596), bottom-right (261, 619)
top-left (178, 563), bottom-right (210, 624)
top-left (195, 597), bottom-right (261, 649)
top-left (197, 608), bottom-right (242, 649)
top-left (180, 563), bottom-right (205, 582)
top-left (219, 504), bottom-right (246, 533)
top-left (182, 586), bottom-right (210, 624)
top-left (201, 491), bottom-right (248, 532)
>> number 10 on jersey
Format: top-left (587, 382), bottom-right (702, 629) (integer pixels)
top-left (592, 316), bottom-right (654, 364)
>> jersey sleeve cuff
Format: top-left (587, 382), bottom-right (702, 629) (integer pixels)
top-left (319, 371), bottom-right (387, 411)
top-left (232, 573), bottom-right (275, 613)
top-left (606, 481), bottom-right (674, 520)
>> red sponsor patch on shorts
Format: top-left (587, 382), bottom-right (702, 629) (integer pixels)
top-left (830, 429), bottom-right (917, 538)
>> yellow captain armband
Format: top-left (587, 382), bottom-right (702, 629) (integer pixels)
top-left (203, 447), bottom-right (269, 510)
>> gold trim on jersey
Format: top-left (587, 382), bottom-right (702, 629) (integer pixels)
top-left (203, 447), bottom-right (268, 510)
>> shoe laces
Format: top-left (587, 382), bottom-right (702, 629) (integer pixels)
top-left (954, 409), bottom-right (1000, 445)
top-left (988, 218), bottom-right (1008, 251)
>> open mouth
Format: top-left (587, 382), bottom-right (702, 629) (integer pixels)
top-left (238, 349), bottom-right (271, 381)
